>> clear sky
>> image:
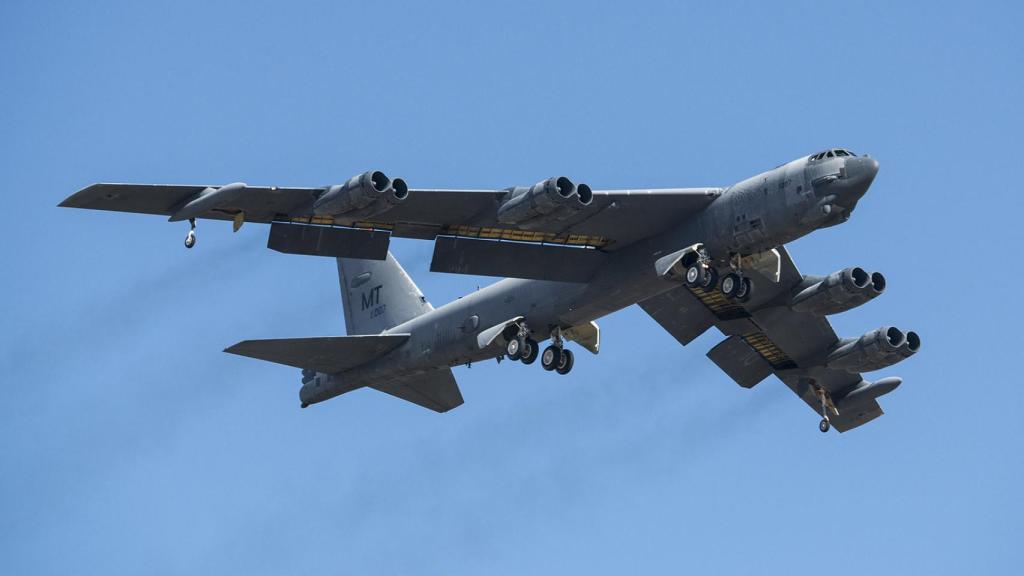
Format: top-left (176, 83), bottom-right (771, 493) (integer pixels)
top-left (2, 1), bottom-right (1021, 574)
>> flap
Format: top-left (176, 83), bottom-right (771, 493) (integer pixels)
top-left (431, 236), bottom-right (606, 282)
top-left (268, 222), bottom-right (390, 259)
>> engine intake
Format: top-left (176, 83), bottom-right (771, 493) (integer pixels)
top-left (826, 326), bottom-right (920, 373)
top-left (790, 267), bottom-right (885, 316)
top-left (497, 176), bottom-right (593, 228)
top-left (312, 170), bottom-right (408, 218)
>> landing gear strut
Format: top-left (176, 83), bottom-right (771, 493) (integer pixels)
top-left (721, 254), bottom-right (753, 303)
top-left (815, 386), bottom-right (838, 433)
top-left (184, 218), bottom-right (197, 249)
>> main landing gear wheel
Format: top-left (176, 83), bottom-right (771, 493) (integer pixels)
top-left (556, 348), bottom-right (574, 375)
top-left (736, 277), bottom-right (752, 303)
top-left (541, 345), bottom-right (562, 371)
top-left (819, 419), bottom-right (831, 433)
top-left (520, 338), bottom-right (539, 365)
top-left (721, 273), bottom-right (741, 298)
top-left (505, 338), bottom-right (522, 361)
top-left (698, 267), bottom-right (718, 292)
top-left (685, 265), bottom-right (705, 288)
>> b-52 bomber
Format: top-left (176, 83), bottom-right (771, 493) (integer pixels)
top-left (60, 148), bottom-right (920, 432)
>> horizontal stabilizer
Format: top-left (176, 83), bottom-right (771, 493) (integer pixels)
top-left (225, 334), bottom-right (409, 373)
top-left (268, 222), bottom-right (390, 260)
top-left (430, 236), bottom-right (606, 282)
top-left (372, 368), bottom-right (464, 413)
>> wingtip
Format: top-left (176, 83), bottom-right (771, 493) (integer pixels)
top-left (58, 184), bottom-right (101, 208)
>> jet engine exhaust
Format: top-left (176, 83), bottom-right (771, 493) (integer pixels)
top-left (791, 267), bottom-right (885, 316)
top-left (312, 170), bottom-right (408, 218)
top-left (826, 326), bottom-right (920, 373)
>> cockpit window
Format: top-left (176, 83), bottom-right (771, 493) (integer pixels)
top-left (835, 150), bottom-right (849, 157)
top-left (826, 150), bottom-right (834, 158)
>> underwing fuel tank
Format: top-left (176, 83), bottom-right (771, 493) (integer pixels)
top-left (837, 376), bottom-right (903, 409)
top-left (169, 182), bottom-right (247, 222)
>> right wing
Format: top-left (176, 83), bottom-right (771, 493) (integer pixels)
top-left (638, 247), bottom-right (906, 433)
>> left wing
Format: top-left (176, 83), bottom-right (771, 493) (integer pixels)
top-left (60, 181), bottom-right (721, 255)
top-left (639, 247), bottom-right (916, 433)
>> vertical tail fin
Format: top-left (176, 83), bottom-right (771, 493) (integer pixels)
top-left (337, 252), bottom-right (433, 335)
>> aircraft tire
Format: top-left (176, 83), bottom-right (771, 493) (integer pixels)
top-left (556, 349), bottom-right (574, 375)
top-left (700, 267), bottom-right (718, 293)
top-left (685, 265), bottom-right (704, 288)
top-left (541, 345), bottom-right (561, 371)
top-left (721, 273), bottom-right (741, 298)
top-left (506, 338), bottom-right (522, 361)
top-left (185, 230), bottom-right (196, 249)
top-left (819, 419), bottom-right (830, 433)
top-left (737, 277), bottom-right (753, 302)
top-left (520, 338), bottom-right (539, 365)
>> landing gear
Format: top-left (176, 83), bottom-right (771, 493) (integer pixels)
top-left (519, 338), bottom-right (539, 364)
top-left (720, 270), bottom-right (753, 303)
top-left (721, 273), bottom-right (741, 298)
top-left (736, 277), bottom-right (753, 302)
top-left (505, 337), bottom-right (521, 361)
top-left (541, 345), bottom-right (562, 371)
top-left (556, 348), bottom-right (574, 375)
top-left (815, 386), bottom-right (838, 434)
top-left (184, 218), bottom-right (197, 249)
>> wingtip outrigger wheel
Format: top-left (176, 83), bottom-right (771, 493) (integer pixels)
top-left (184, 218), bottom-right (197, 249)
top-left (815, 386), bottom-right (837, 433)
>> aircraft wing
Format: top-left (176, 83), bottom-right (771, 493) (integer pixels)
top-left (60, 182), bottom-right (721, 254)
top-left (639, 247), bottom-right (893, 432)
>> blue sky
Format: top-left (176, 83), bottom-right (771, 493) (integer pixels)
top-left (2, 1), bottom-right (1021, 573)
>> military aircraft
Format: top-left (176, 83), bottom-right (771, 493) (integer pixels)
top-left (60, 148), bottom-right (919, 432)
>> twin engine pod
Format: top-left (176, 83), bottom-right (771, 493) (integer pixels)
top-left (496, 176), bottom-right (593, 229)
top-left (312, 170), bottom-right (409, 219)
top-left (791, 266), bottom-right (886, 316)
top-left (826, 326), bottom-right (921, 373)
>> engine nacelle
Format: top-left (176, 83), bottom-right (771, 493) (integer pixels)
top-left (497, 176), bottom-right (593, 227)
top-left (826, 326), bottom-right (921, 373)
top-left (790, 267), bottom-right (885, 316)
top-left (312, 170), bottom-right (409, 218)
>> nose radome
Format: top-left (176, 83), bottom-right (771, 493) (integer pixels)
top-left (850, 156), bottom-right (879, 181)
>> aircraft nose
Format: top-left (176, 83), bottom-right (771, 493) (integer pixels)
top-left (836, 155), bottom-right (879, 207)
top-left (847, 156), bottom-right (879, 184)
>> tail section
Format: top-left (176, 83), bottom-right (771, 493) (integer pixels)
top-left (337, 252), bottom-right (433, 335)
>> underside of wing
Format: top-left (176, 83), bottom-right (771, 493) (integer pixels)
top-left (641, 246), bottom-right (916, 433)
top-left (61, 177), bottom-right (721, 254)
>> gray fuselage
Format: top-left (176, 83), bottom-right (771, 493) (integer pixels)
top-left (301, 151), bottom-right (879, 406)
